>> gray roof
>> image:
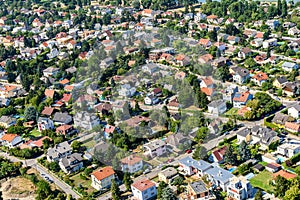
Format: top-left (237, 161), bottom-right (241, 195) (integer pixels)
top-left (271, 113), bottom-right (293, 125)
top-left (166, 133), bottom-right (190, 147)
top-left (144, 139), bottom-right (165, 151)
top-left (290, 102), bottom-right (300, 111)
top-left (53, 112), bottom-right (72, 124)
top-left (179, 156), bottom-right (212, 172)
top-left (237, 127), bottom-right (251, 137)
top-left (251, 125), bottom-right (278, 146)
top-left (275, 76), bottom-right (288, 85)
top-left (231, 66), bottom-right (249, 77)
top-left (205, 165), bottom-right (234, 183)
top-left (189, 180), bottom-right (208, 194)
top-left (159, 167), bottom-right (178, 179)
top-left (47, 141), bottom-right (71, 158)
top-left (208, 100), bottom-right (225, 108)
top-left (60, 153), bottom-right (83, 168)
top-left (282, 61), bottom-right (298, 68)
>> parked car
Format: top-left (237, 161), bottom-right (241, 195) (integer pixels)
top-left (143, 169), bottom-right (150, 174)
top-left (185, 149), bottom-right (192, 154)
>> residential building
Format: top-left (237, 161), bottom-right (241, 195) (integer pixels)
top-left (43, 67), bottom-right (60, 77)
top-left (272, 113), bottom-right (294, 128)
top-left (0, 115), bottom-right (16, 128)
top-left (205, 166), bottom-right (234, 191)
top-left (91, 166), bottom-right (116, 190)
top-left (198, 53), bottom-right (213, 64)
top-left (208, 118), bottom-right (223, 134)
top-left (288, 102), bottom-right (300, 118)
top-left (207, 100), bottom-right (227, 115)
top-left (251, 72), bottom-right (268, 86)
top-left (118, 84), bottom-right (136, 98)
top-left (230, 66), bottom-right (250, 84)
top-left (143, 139), bottom-right (167, 158)
top-left (37, 117), bottom-right (54, 132)
top-left (273, 76), bottom-right (288, 88)
top-left (262, 38), bottom-right (277, 49)
top-left (73, 111), bottom-right (101, 130)
top-left (209, 146), bottom-right (227, 163)
top-left (0, 85), bottom-right (18, 99)
top-left (53, 112), bottom-right (73, 125)
top-left (184, 180), bottom-right (213, 200)
top-left (56, 124), bottom-right (75, 136)
top-left (166, 133), bottom-right (191, 149)
top-left (200, 76), bottom-right (214, 88)
top-left (120, 155), bottom-right (143, 173)
top-left (233, 91), bottom-right (253, 108)
top-left (221, 85), bottom-right (238, 103)
top-left (211, 57), bottom-right (227, 67)
top-left (227, 176), bottom-right (253, 200)
top-left (277, 142), bottom-right (300, 158)
top-left (0, 134), bottom-right (23, 148)
top-left (59, 153), bottom-right (84, 174)
top-left (265, 163), bottom-right (281, 173)
top-left (238, 47), bottom-right (252, 59)
top-left (158, 167), bottom-right (178, 184)
top-left (266, 19), bottom-right (280, 29)
top-left (178, 156), bottom-right (212, 177)
top-left (284, 122), bottom-right (300, 133)
top-left (131, 178), bottom-right (157, 200)
top-left (144, 94), bottom-right (159, 105)
top-left (281, 62), bottom-right (299, 72)
top-left (198, 38), bottom-right (211, 48)
top-left (47, 141), bottom-right (72, 162)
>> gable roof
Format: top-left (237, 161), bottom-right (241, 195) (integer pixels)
top-left (92, 166), bottom-right (115, 181)
top-left (253, 72), bottom-right (268, 82)
top-left (1, 133), bottom-right (19, 142)
top-left (132, 178), bottom-right (155, 191)
top-left (273, 170), bottom-right (297, 179)
top-left (44, 89), bottom-right (55, 98)
top-left (233, 91), bottom-right (251, 103)
top-left (201, 87), bottom-right (214, 96)
top-left (121, 155), bottom-right (143, 166)
top-left (41, 107), bottom-right (54, 116)
top-left (212, 146), bottom-right (227, 162)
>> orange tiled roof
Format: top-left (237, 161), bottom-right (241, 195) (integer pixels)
top-left (60, 79), bottom-right (70, 85)
top-left (92, 166), bottom-right (115, 181)
top-left (202, 76), bottom-right (213, 86)
top-left (207, 15), bottom-right (218, 19)
top-left (233, 91), bottom-right (250, 103)
top-left (253, 72), bottom-right (268, 81)
top-left (201, 87), bottom-right (214, 96)
top-left (1, 134), bottom-right (18, 142)
top-left (44, 89), bottom-right (55, 98)
top-left (121, 155), bottom-right (142, 166)
top-left (199, 38), bottom-right (210, 46)
top-left (285, 122), bottom-right (300, 131)
top-left (132, 179), bottom-right (155, 192)
top-left (273, 170), bottom-right (297, 179)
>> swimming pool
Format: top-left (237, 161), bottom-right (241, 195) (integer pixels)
top-left (228, 167), bottom-right (237, 173)
top-left (277, 155), bottom-right (286, 163)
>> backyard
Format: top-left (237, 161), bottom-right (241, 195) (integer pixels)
top-left (250, 170), bottom-right (275, 193)
top-left (70, 173), bottom-right (95, 194)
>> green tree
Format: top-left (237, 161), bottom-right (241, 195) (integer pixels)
top-left (282, 0), bottom-right (287, 17)
top-left (123, 172), bottom-right (133, 191)
top-left (111, 179), bottom-right (121, 200)
top-left (71, 141), bottom-right (82, 152)
top-left (192, 145), bottom-right (207, 160)
top-left (36, 180), bottom-right (51, 200)
top-left (24, 106), bottom-right (37, 122)
top-left (161, 187), bottom-right (177, 200)
top-left (284, 184), bottom-right (300, 200)
top-left (195, 127), bottom-right (209, 143)
top-left (277, 0), bottom-right (282, 16)
top-left (274, 175), bottom-right (289, 198)
top-left (254, 189), bottom-right (263, 200)
top-left (238, 140), bottom-right (251, 162)
top-left (157, 181), bottom-right (167, 199)
top-left (224, 144), bottom-right (238, 165)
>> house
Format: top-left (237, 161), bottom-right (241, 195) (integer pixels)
top-left (91, 166), bottom-right (116, 190)
top-left (200, 77), bottom-right (214, 88)
top-left (284, 122), bottom-right (300, 133)
top-left (238, 47), bottom-right (252, 59)
top-left (118, 84), bottom-right (136, 98)
top-left (282, 82), bottom-right (299, 97)
top-left (233, 91), bottom-right (253, 108)
top-left (0, 134), bottom-right (23, 148)
top-left (273, 76), bottom-right (288, 89)
top-left (209, 146), bottom-right (227, 163)
top-left (211, 57), bottom-right (227, 67)
top-left (53, 112), bottom-right (72, 125)
top-left (273, 170), bottom-right (297, 180)
top-left (208, 118), bottom-right (223, 134)
top-left (43, 67), bottom-right (60, 77)
top-left (198, 38), bottom-right (212, 48)
top-left (120, 155), bottom-right (143, 173)
top-left (131, 178), bottom-right (157, 200)
top-left (250, 38), bottom-right (264, 48)
top-left (251, 72), bottom-right (268, 86)
top-left (166, 133), bottom-right (191, 149)
top-left (227, 36), bottom-right (240, 45)
top-left (207, 100), bottom-right (227, 115)
top-left (175, 54), bottom-right (190, 66)
top-left (277, 142), bottom-right (300, 158)
top-left (142, 63), bottom-right (159, 74)
top-left (206, 15), bottom-right (218, 24)
top-left (0, 85), bottom-right (18, 98)
top-left (263, 38), bottom-right (277, 49)
top-left (237, 126), bottom-right (279, 150)
top-left (73, 111), bottom-right (100, 130)
top-left (265, 163), bottom-right (281, 173)
top-left (201, 87), bottom-right (215, 101)
top-left (37, 117), bottom-right (54, 132)
top-left (175, 71), bottom-right (187, 80)
top-left (214, 42), bottom-right (226, 51)
top-left (44, 89), bottom-right (55, 99)
top-left (266, 19), bottom-right (280, 30)
top-left (158, 167), bottom-right (178, 184)
top-left (281, 62), bottom-right (299, 72)
top-left (178, 156), bottom-right (212, 177)
top-left (253, 164), bottom-right (265, 172)
top-left (227, 176), bottom-right (253, 200)
top-left (41, 107), bottom-right (54, 117)
top-left (230, 66), bottom-right (250, 84)
top-left (205, 166), bottom-right (234, 191)
top-left (144, 94), bottom-right (159, 105)
top-left (184, 180), bottom-right (213, 200)
top-left (56, 124), bottom-right (75, 136)
top-left (143, 139), bottom-right (167, 158)
top-left (271, 113), bottom-right (294, 128)
top-left (198, 54), bottom-right (213, 64)
top-left (99, 57), bottom-right (114, 69)
top-left (47, 141), bottom-right (72, 162)
top-left (288, 27), bottom-right (300, 36)
top-left (0, 115), bottom-right (16, 128)
top-left (59, 153), bottom-right (83, 174)
top-left (221, 85), bottom-right (238, 103)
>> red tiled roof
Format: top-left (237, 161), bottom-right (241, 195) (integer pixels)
top-left (202, 77), bottom-right (213, 86)
top-left (212, 146), bottom-right (227, 162)
top-left (41, 107), bottom-right (54, 116)
top-left (284, 122), bottom-right (300, 131)
top-left (233, 91), bottom-right (251, 103)
top-left (92, 166), bottom-right (115, 181)
top-left (59, 79), bottom-right (70, 85)
top-left (273, 170), bottom-right (297, 179)
top-left (61, 93), bottom-right (72, 102)
top-left (199, 38), bottom-right (210, 46)
top-left (44, 89), bottom-right (55, 98)
top-left (104, 125), bottom-right (115, 134)
top-left (32, 136), bottom-right (51, 148)
top-left (64, 85), bottom-right (74, 92)
top-left (175, 54), bottom-right (187, 61)
top-left (56, 124), bottom-right (72, 132)
top-left (207, 15), bottom-right (218, 19)
top-left (121, 155), bottom-right (143, 166)
top-left (132, 179), bottom-right (155, 192)
top-left (201, 87), bottom-right (214, 96)
top-left (253, 72), bottom-right (268, 82)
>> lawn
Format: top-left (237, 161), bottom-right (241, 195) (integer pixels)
top-left (224, 108), bottom-right (238, 117)
top-left (250, 170), bottom-right (275, 193)
top-left (28, 129), bottom-right (42, 138)
top-left (70, 173), bottom-right (95, 194)
top-left (82, 139), bottom-right (96, 149)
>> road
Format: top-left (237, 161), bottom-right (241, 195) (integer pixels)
top-left (0, 152), bottom-right (80, 199)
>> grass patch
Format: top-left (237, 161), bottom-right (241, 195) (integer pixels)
top-left (70, 173), bottom-right (95, 194)
top-left (29, 129), bottom-right (42, 138)
top-left (258, 161), bottom-right (268, 166)
top-left (224, 108), bottom-right (238, 117)
top-left (250, 170), bottom-right (275, 193)
top-left (83, 140), bottom-right (96, 149)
